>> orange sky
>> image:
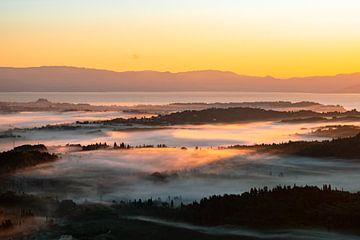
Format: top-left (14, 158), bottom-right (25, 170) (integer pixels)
top-left (1, 0), bottom-right (360, 77)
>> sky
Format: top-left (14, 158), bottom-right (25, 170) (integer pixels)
top-left (1, 0), bottom-right (360, 77)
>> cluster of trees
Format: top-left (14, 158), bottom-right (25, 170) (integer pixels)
top-left (30, 124), bottom-right (81, 131)
top-left (82, 142), bottom-right (109, 151)
top-left (133, 144), bottom-right (167, 149)
top-left (81, 142), bottom-right (168, 151)
top-left (0, 219), bottom-right (13, 230)
top-left (156, 144), bottom-right (167, 148)
top-left (20, 208), bottom-right (34, 218)
top-left (0, 208), bottom-right (35, 231)
top-left (0, 145), bottom-right (57, 173)
top-left (113, 142), bottom-right (129, 149)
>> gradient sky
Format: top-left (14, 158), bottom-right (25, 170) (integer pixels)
top-left (1, 0), bottom-right (360, 77)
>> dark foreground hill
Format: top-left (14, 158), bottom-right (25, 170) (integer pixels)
top-left (2, 186), bottom-right (360, 239)
top-left (118, 185), bottom-right (360, 231)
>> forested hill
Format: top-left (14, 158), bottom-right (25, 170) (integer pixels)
top-left (232, 133), bottom-right (360, 159)
top-left (0, 145), bottom-right (58, 173)
top-left (99, 107), bottom-right (360, 125)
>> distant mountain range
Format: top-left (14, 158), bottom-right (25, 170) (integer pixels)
top-left (0, 66), bottom-right (360, 92)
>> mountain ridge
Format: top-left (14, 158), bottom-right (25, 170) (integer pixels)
top-left (1, 66), bottom-right (360, 92)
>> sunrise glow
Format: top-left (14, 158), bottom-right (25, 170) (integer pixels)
top-left (1, 0), bottom-right (360, 77)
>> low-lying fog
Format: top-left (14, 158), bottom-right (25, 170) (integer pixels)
top-left (0, 111), bottom-right (151, 131)
top-left (2, 112), bottom-right (360, 204)
top-left (2, 120), bottom-right (355, 151)
top-left (129, 216), bottom-right (360, 240)
top-left (4, 148), bottom-right (360, 204)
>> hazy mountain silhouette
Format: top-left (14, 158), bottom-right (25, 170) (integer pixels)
top-left (0, 66), bottom-right (360, 92)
